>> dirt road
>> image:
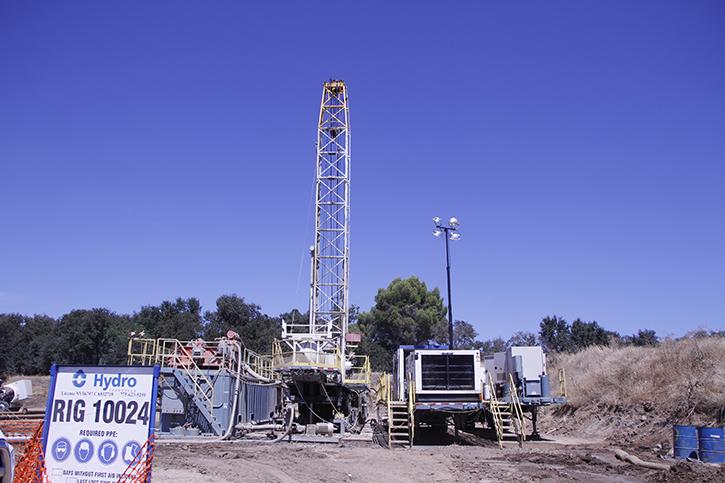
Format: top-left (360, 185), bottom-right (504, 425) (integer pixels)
top-left (152, 435), bottom-right (679, 483)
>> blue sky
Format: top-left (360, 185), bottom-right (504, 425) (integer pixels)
top-left (1, 1), bottom-right (723, 339)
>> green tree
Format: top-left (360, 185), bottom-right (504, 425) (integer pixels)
top-left (570, 319), bottom-right (610, 350)
top-left (15, 315), bottom-right (59, 374)
top-left (0, 314), bottom-right (23, 375)
top-left (56, 309), bottom-right (126, 365)
top-left (478, 337), bottom-right (507, 354)
top-left (539, 315), bottom-right (572, 353)
top-left (507, 331), bottom-right (538, 347)
top-left (453, 320), bottom-right (480, 349)
top-left (357, 277), bottom-right (447, 370)
top-left (203, 295), bottom-right (280, 353)
top-left (134, 297), bottom-right (203, 340)
top-left (631, 329), bottom-right (658, 346)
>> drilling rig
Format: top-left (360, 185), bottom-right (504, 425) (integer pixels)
top-left (273, 80), bottom-right (370, 430)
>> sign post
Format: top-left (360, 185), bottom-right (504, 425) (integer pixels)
top-left (42, 365), bottom-right (159, 482)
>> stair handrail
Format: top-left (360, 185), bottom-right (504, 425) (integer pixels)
top-left (487, 371), bottom-right (504, 448)
top-left (386, 373), bottom-right (393, 448)
top-left (157, 339), bottom-right (216, 413)
top-left (408, 378), bottom-right (415, 446)
top-left (508, 373), bottom-right (526, 443)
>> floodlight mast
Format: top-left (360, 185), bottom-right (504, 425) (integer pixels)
top-left (432, 216), bottom-right (461, 349)
top-left (286, 80), bottom-right (351, 359)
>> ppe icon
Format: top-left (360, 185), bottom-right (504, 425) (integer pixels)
top-left (74, 439), bottom-right (94, 463)
top-left (122, 441), bottom-right (141, 465)
top-left (52, 438), bottom-right (71, 462)
top-left (98, 440), bottom-right (118, 465)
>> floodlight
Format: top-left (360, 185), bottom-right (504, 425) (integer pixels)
top-left (450, 232), bottom-right (461, 241)
top-left (432, 229), bottom-right (442, 237)
top-left (433, 216), bottom-right (441, 224)
top-left (449, 217), bottom-right (459, 227)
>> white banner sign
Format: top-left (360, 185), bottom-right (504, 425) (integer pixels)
top-left (42, 365), bottom-right (159, 482)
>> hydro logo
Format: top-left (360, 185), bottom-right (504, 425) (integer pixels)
top-left (93, 373), bottom-right (138, 390)
top-left (72, 370), bottom-right (87, 388)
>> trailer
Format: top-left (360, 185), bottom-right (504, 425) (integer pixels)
top-left (482, 346), bottom-right (567, 441)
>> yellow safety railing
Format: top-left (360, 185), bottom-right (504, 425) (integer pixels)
top-left (243, 348), bottom-right (275, 380)
top-left (345, 354), bottom-right (371, 385)
top-left (127, 337), bottom-right (278, 412)
top-left (375, 372), bottom-right (390, 406)
top-left (558, 368), bottom-right (567, 397)
top-left (385, 373), bottom-right (393, 447)
top-left (127, 338), bottom-right (157, 366)
top-left (408, 378), bottom-right (415, 444)
top-left (271, 339), bottom-right (341, 371)
top-left (487, 372), bottom-right (504, 448)
top-left (508, 373), bottom-right (526, 444)
top-left (271, 339), bottom-right (371, 385)
top-left (155, 339), bottom-right (219, 412)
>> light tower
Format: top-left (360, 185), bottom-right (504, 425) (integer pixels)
top-left (433, 216), bottom-right (461, 349)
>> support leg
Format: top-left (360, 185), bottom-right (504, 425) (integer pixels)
top-left (531, 406), bottom-right (540, 439)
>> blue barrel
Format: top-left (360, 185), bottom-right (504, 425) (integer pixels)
top-left (673, 425), bottom-right (698, 459)
top-left (540, 375), bottom-right (550, 398)
top-left (698, 427), bottom-right (725, 464)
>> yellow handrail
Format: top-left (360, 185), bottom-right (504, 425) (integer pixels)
top-left (156, 339), bottom-right (216, 412)
top-left (487, 372), bottom-right (504, 448)
top-left (508, 373), bottom-right (526, 444)
top-left (408, 378), bottom-right (415, 445)
top-left (558, 368), bottom-right (567, 397)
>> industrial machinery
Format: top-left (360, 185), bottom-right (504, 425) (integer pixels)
top-left (0, 379), bottom-right (32, 412)
top-left (128, 334), bottom-right (281, 438)
top-left (381, 344), bottom-right (567, 448)
top-left (483, 345), bottom-right (567, 442)
top-left (381, 344), bottom-right (483, 447)
top-left (273, 80), bottom-right (370, 431)
top-left (126, 81), bottom-right (368, 442)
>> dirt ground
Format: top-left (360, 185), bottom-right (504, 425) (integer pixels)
top-left (151, 432), bottom-right (724, 483)
top-left (8, 375), bottom-right (725, 482)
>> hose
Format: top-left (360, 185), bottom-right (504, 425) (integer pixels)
top-left (158, 406), bottom-right (295, 445)
top-left (219, 341), bottom-right (244, 440)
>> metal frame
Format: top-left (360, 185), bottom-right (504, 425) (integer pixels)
top-left (283, 80), bottom-right (351, 359)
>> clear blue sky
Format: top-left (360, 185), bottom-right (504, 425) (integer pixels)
top-left (1, 1), bottom-right (723, 339)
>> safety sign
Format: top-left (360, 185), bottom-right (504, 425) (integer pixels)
top-left (42, 365), bottom-right (159, 482)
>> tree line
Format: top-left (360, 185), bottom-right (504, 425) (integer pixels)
top-left (0, 295), bottom-right (290, 376)
top-left (2, 276), bottom-right (719, 376)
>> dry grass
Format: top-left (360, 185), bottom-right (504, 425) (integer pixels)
top-left (543, 337), bottom-right (725, 446)
top-left (551, 337), bottom-right (725, 421)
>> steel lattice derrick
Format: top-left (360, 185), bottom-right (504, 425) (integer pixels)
top-left (310, 80), bottom-right (350, 353)
top-left (280, 80), bottom-right (350, 365)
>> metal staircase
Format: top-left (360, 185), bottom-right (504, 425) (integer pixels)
top-left (487, 372), bottom-right (525, 448)
top-left (128, 337), bottom-right (254, 436)
top-left (388, 402), bottom-right (412, 447)
top-left (166, 369), bottom-right (224, 435)
top-left (377, 374), bottom-right (414, 448)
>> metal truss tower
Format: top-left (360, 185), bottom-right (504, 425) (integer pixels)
top-left (284, 80), bottom-right (350, 359)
